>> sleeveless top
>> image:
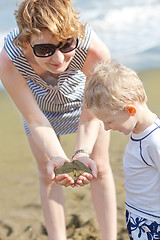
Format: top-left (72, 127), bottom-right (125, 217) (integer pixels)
top-left (4, 25), bottom-right (92, 135)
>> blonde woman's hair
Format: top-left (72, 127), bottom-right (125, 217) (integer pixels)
top-left (13, 0), bottom-right (85, 48)
top-left (85, 60), bottom-right (147, 114)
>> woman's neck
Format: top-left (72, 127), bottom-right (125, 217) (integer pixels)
top-left (40, 72), bottom-right (59, 86)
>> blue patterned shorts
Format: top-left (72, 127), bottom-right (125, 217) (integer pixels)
top-left (126, 210), bottom-right (160, 240)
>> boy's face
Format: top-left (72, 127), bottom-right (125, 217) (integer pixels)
top-left (94, 109), bottom-right (137, 135)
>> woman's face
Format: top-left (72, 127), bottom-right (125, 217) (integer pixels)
top-left (30, 30), bottom-right (76, 74)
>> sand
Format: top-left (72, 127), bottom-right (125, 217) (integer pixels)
top-left (55, 161), bottom-right (92, 185)
top-left (0, 68), bottom-right (160, 240)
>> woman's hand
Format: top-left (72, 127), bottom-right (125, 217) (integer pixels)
top-left (73, 156), bottom-right (98, 187)
top-left (46, 157), bottom-right (75, 187)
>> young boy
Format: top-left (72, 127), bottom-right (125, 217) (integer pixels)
top-left (85, 60), bottom-right (160, 239)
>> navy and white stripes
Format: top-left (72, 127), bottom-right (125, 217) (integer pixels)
top-left (4, 25), bottom-right (91, 135)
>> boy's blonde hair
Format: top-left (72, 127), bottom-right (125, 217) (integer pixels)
top-left (14, 0), bottom-right (85, 48)
top-left (85, 60), bottom-right (147, 114)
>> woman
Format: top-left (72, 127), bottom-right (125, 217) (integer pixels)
top-left (0, 0), bottom-right (117, 239)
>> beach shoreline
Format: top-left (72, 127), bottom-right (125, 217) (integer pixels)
top-left (0, 68), bottom-right (160, 239)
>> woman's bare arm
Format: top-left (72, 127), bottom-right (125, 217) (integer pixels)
top-left (0, 48), bottom-right (70, 180)
top-left (73, 30), bottom-right (111, 185)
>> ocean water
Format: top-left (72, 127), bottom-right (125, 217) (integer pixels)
top-left (75, 0), bottom-right (160, 70)
top-left (0, 0), bottom-right (160, 89)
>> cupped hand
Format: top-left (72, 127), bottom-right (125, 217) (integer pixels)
top-left (46, 157), bottom-right (74, 187)
top-left (76, 172), bottom-right (93, 186)
top-left (74, 156), bottom-right (98, 187)
top-left (54, 173), bottom-right (75, 187)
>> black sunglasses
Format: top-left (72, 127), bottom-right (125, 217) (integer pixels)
top-left (28, 38), bottom-right (78, 58)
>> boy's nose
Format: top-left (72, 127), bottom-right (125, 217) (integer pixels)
top-left (104, 125), bottom-right (111, 131)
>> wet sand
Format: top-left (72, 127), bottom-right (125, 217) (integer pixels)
top-left (0, 68), bottom-right (160, 239)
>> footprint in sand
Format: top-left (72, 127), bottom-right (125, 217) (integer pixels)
top-left (0, 220), bottom-right (13, 237)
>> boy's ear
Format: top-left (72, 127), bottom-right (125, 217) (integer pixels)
top-left (125, 105), bottom-right (136, 116)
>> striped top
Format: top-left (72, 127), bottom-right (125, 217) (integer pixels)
top-left (4, 25), bottom-right (92, 135)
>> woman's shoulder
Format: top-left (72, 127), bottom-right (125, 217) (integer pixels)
top-left (0, 47), bottom-right (21, 88)
top-left (0, 48), bottom-right (13, 71)
top-left (5, 28), bottom-right (19, 40)
top-left (88, 30), bottom-right (110, 60)
top-left (4, 28), bottom-right (22, 60)
top-left (81, 29), bottom-right (110, 76)
top-left (77, 24), bottom-right (92, 51)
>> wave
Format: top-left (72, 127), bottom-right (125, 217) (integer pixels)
top-left (0, 0), bottom-right (160, 90)
top-left (1, 0), bottom-right (160, 57)
top-left (77, 3), bottom-right (160, 57)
